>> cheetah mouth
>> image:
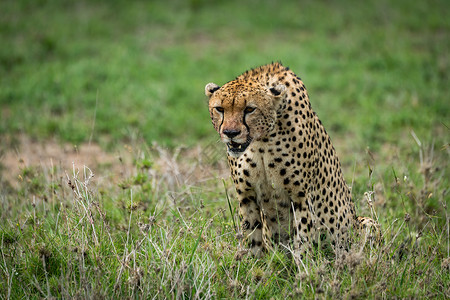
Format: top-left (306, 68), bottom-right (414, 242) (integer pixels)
top-left (226, 139), bottom-right (252, 154)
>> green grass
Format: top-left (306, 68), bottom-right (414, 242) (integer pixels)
top-left (0, 0), bottom-right (449, 298)
top-left (0, 0), bottom-right (448, 148)
top-left (0, 144), bottom-right (448, 298)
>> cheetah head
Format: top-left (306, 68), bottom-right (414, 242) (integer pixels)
top-left (205, 80), bottom-right (287, 157)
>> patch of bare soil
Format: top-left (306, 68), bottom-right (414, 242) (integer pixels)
top-left (0, 136), bottom-right (131, 186)
top-left (0, 135), bottom-right (230, 189)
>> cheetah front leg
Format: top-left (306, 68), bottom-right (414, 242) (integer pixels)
top-left (237, 193), bottom-right (264, 257)
top-left (291, 194), bottom-right (315, 262)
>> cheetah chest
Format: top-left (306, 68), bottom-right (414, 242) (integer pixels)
top-left (230, 141), bottom-right (297, 241)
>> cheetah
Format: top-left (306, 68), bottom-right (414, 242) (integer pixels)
top-left (205, 62), bottom-right (379, 259)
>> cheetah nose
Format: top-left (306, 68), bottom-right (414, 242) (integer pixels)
top-left (223, 129), bottom-right (241, 138)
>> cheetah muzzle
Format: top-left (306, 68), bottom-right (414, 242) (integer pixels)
top-left (227, 138), bottom-right (252, 156)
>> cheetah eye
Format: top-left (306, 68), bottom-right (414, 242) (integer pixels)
top-left (214, 107), bottom-right (224, 113)
top-left (244, 107), bottom-right (256, 114)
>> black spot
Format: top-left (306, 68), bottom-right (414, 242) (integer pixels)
top-left (280, 169), bottom-right (286, 176)
top-left (273, 233), bottom-right (280, 242)
top-left (270, 87), bottom-right (281, 96)
top-left (298, 191), bottom-right (305, 197)
top-left (241, 197), bottom-right (250, 205)
top-left (243, 170), bottom-right (250, 177)
top-left (280, 202), bottom-right (289, 208)
top-left (243, 221), bottom-right (250, 230)
top-left (252, 220), bottom-right (262, 230)
top-left (268, 163), bottom-right (275, 168)
top-left (301, 217), bottom-right (307, 224)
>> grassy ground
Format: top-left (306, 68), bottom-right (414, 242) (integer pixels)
top-left (0, 0), bottom-right (449, 298)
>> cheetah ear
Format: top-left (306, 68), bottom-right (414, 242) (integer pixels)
top-left (205, 83), bottom-right (221, 97)
top-left (271, 84), bottom-right (288, 114)
top-left (269, 84), bottom-right (287, 97)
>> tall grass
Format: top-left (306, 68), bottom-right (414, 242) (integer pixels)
top-left (0, 138), bottom-right (448, 298)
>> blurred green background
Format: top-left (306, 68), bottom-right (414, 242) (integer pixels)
top-left (0, 0), bottom-right (448, 149)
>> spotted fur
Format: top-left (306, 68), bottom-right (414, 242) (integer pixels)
top-left (205, 62), bottom-right (378, 258)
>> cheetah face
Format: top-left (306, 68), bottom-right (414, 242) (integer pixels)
top-left (205, 81), bottom-right (287, 157)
